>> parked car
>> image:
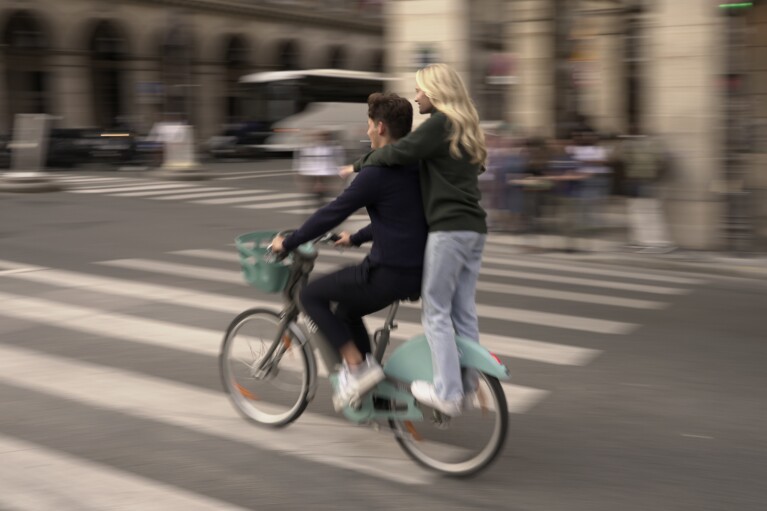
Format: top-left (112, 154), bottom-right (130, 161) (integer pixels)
top-left (204, 122), bottom-right (271, 160)
top-left (45, 128), bottom-right (95, 168)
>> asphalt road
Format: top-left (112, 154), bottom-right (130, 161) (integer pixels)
top-left (0, 160), bottom-right (765, 510)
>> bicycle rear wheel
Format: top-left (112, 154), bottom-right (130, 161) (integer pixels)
top-left (220, 308), bottom-right (313, 427)
top-left (390, 372), bottom-right (508, 477)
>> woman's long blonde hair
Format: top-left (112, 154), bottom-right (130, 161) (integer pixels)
top-left (416, 63), bottom-right (487, 166)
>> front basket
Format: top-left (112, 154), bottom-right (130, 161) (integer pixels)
top-left (235, 231), bottom-right (291, 293)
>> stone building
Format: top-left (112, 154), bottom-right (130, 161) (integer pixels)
top-left (508, 0), bottom-right (767, 250)
top-left (0, 0), bottom-right (386, 139)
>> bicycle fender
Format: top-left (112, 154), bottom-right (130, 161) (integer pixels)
top-left (383, 335), bottom-right (510, 382)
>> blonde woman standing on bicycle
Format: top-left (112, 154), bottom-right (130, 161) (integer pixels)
top-left (341, 63), bottom-right (487, 416)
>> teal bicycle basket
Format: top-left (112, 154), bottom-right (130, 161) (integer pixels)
top-left (235, 231), bottom-right (292, 293)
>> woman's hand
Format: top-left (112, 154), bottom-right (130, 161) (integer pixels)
top-left (338, 165), bottom-right (354, 179)
top-left (270, 235), bottom-right (286, 253)
top-left (334, 231), bottom-right (353, 247)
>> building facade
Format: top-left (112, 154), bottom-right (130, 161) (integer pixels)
top-left (0, 0), bottom-right (386, 139)
top-left (508, 0), bottom-right (767, 251)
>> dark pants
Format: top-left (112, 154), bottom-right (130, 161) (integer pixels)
top-left (299, 258), bottom-right (422, 355)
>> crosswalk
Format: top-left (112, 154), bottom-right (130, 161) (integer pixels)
top-left (52, 172), bottom-right (375, 219)
top-left (0, 238), bottom-right (707, 506)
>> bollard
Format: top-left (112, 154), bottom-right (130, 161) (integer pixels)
top-left (0, 114), bottom-right (62, 193)
top-left (154, 123), bottom-right (208, 181)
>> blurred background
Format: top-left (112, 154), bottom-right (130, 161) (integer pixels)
top-left (1, 2), bottom-right (766, 509)
top-left (2, 0), bottom-right (766, 254)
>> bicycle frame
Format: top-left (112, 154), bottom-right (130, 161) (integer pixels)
top-left (257, 241), bottom-right (511, 425)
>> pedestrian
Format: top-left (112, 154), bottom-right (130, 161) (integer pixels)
top-left (567, 130), bottom-right (612, 236)
top-left (617, 125), bottom-right (675, 253)
top-left (340, 63), bottom-right (487, 416)
top-left (294, 129), bottom-right (345, 209)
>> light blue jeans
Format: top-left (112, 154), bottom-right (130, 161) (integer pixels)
top-left (421, 231), bottom-right (486, 402)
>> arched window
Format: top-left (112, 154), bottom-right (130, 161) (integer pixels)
top-left (160, 24), bottom-right (195, 122)
top-left (327, 45), bottom-right (346, 69)
top-left (89, 20), bottom-right (128, 128)
top-left (371, 49), bottom-right (385, 73)
top-left (224, 35), bottom-right (250, 123)
top-left (2, 10), bottom-right (50, 120)
top-left (277, 39), bottom-right (300, 71)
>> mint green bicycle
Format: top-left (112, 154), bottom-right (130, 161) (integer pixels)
top-left (220, 230), bottom-right (510, 477)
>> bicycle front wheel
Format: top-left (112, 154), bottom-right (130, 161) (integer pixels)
top-left (390, 372), bottom-right (509, 477)
top-left (220, 308), bottom-right (313, 427)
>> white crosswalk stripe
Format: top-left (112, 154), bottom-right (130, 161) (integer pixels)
top-left (0, 243), bottom-right (706, 494)
top-left (0, 432), bottom-right (250, 511)
top-left (193, 192), bottom-right (307, 205)
top-left (0, 259), bottom-right (600, 366)
top-left (53, 173), bottom-right (368, 216)
top-left (71, 183), bottom-right (196, 194)
top-left (98, 256), bottom-right (638, 335)
top-left (0, 344), bottom-right (436, 487)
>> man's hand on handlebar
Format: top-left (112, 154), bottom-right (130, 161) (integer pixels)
top-left (270, 235), bottom-right (286, 253)
top-left (334, 231), bottom-right (353, 247)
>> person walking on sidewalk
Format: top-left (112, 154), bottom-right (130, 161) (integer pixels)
top-left (340, 63), bottom-right (487, 416)
top-left (618, 125), bottom-right (675, 254)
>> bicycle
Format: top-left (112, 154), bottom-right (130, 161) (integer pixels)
top-left (219, 230), bottom-right (511, 477)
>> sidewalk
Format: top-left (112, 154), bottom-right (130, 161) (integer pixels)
top-left (486, 232), bottom-right (767, 281)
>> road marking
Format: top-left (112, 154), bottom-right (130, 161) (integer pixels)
top-left (99, 256), bottom-right (635, 334)
top-left (313, 251), bottom-right (670, 309)
top-left (55, 176), bottom-right (128, 183)
top-left (177, 248), bottom-right (668, 310)
top-left (237, 199), bottom-right (320, 210)
top-left (194, 192), bottom-right (307, 205)
top-left (283, 209), bottom-right (371, 222)
top-left (0, 259), bottom-right (600, 365)
top-left (479, 254), bottom-right (704, 285)
top-left (0, 344), bottom-right (436, 486)
top-left (153, 189), bottom-right (275, 201)
top-left (71, 183), bottom-right (195, 194)
top-left (112, 186), bottom-right (228, 198)
top-left (217, 171), bottom-right (293, 180)
top-left (480, 265), bottom-right (687, 295)
top-left (0, 434), bottom-right (249, 511)
top-left (99, 258), bottom-right (243, 284)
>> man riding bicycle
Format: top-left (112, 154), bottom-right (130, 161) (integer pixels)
top-left (271, 93), bottom-right (427, 410)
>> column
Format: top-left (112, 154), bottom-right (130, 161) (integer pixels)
top-left (49, 52), bottom-right (91, 128)
top-left (0, 51), bottom-right (8, 134)
top-left (644, 1), bottom-right (724, 249)
top-left (592, 15), bottom-right (625, 133)
top-left (127, 57), bottom-right (163, 134)
top-left (385, 0), bottom-right (471, 125)
top-left (195, 62), bottom-right (224, 141)
top-left (507, 0), bottom-right (555, 137)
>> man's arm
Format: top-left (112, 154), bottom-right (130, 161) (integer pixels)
top-left (282, 170), bottom-right (379, 251)
top-left (350, 224), bottom-right (373, 246)
top-left (351, 113), bottom-right (447, 172)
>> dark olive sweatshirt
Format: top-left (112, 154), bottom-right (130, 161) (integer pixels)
top-left (353, 110), bottom-right (487, 234)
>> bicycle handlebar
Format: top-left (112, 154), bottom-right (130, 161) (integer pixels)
top-left (267, 230), bottom-right (341, 262)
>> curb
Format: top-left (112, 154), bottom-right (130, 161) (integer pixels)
top-left (0, 175), bottom-right (63, 193)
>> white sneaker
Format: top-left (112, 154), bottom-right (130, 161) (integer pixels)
top-left (410, 381), bottom-right (463, 417)
top-left (332, 355), bottom-right (385, 411)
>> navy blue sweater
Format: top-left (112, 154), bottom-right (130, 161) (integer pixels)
top-left (283, 163), bottom-right (427, 269)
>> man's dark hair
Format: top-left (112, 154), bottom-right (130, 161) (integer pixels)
top-left (367, 92), bottom-right (412, 140)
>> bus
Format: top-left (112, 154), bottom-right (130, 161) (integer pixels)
top-left (238, 69), bottom-right (397, 159)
